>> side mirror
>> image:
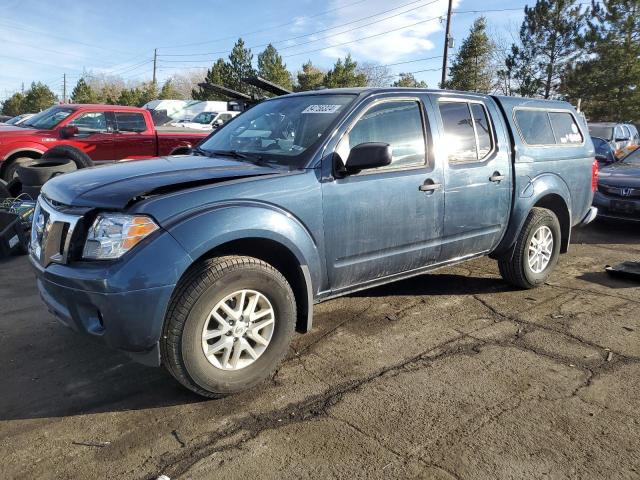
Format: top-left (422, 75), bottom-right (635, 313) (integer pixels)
top-left (212, 119), bottom-right (223, 128)
top-left (345, 142), bottom-right (392, 174)
top-left (59, 125), bottom-right (79, 139)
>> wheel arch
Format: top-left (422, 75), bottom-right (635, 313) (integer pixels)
top-left (491, 174), bottom-right (572, 259)
top-left (166, 204), bottom-right (323, 333)
top-left (0, 148), bottom-right (44, 178)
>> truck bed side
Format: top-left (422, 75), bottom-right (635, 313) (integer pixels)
top-left (491, 96), bottom-right (595, 257)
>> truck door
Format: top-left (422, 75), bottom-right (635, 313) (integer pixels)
top-left (113, 111), bottom-right (156, 159)
top-left (322, 96), bottom-right (445, 291)
top-left (65, 111), bottom-right (114, 160)
top-left (432, 95), bottom-right (511, 260)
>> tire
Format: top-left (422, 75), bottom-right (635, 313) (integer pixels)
top-left (161, 256), bottom-right (296, 398)
top-left (0, 179), bottom-right (10, 199)
top-left (20, 184), bottom-right (41, 200)
top-left (16, 159), bottom-right (77, 186)
top-left (498, 207), bottom-right (561, 289)
top-left (3, 157), bottom-right (37, 181)
top-left (41, 145), bottom-right (94, 169)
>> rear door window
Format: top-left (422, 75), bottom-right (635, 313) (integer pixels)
top-left (439, 101), bottom-right (494, 164)
top-left (549, 112), bottom-right (583, 144)
top-left (115, 112), bottom-right (147, 132)
top-left (439, 102), bottom-right (477, 164)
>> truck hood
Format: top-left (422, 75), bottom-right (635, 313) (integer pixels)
top-left (0, 125), bottom-right (49, 136)
top-left (41, 155), bottom-right (283, 209)
top-left (599, 161), bottom-right (640, 188)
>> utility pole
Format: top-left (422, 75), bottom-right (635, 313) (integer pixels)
top-left (152, 48), bottom-right (157, 85)
top-left (21, 82), bottom-right (24, 94)
top-left (63, 73), bottom-right (67, 103)
top-left (440, 0), bottom-right (453, 88)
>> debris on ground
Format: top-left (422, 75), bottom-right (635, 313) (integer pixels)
top-left (72, 440), bottom-right (111, 448)
top-left (605, 262), bottom-right (640, 282)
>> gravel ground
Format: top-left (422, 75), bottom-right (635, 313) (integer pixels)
top-left (1, 219), bottom-right (639, 480)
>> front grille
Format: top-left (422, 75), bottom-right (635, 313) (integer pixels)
top-left (599, 184), bottom-right (640, 199)
top-left (30, 197), bottom-right (82, 267)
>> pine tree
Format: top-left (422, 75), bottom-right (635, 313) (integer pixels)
top-left (1, 92), bottom-right (25, 116)
top-left (323, 55), bottom-right (367, 88)
top-left (257, 44), bottom-right (293, 92)
top-left (23, 82), bottom-right (57, 112)
top-left (562, 0), bottom-right (640, 122)
top-left (443, 17), bottom-right (495, 93)
top-left (393, 73), bottom-right (428, 88)
top-left (71, 78), bottom-right (97, 103)
top-left (159, 79), bottom-right (182, 99)
top-left (227, 38), bottom-right (256, 94)
top-left (192, 58), bottom-right (231, 100)
top-left (296, 60), bottom-right (325, 91)
top-left (116, 87), bottom-right (142, 106)
top-left (507, 0), bottom-right (585, 98)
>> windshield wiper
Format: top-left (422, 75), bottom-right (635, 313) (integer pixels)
top-left (209, 149), bottom-right (270, 165)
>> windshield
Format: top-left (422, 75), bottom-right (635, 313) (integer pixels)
top-left (6, 115), bottom-right (25, 125)
top-left (192, 112), bottom-right (218, 124)
top-left (588, 125), bottom-right (613, 140)
top-left (199, 94), bottom-right (356, 167)
top-left (622, 148), bottom-right (640, 165)
top-left (22, 107), bottom-right (75, 130)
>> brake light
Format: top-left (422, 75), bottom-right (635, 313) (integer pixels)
top-left (592, 159), bottom-right (599, 192)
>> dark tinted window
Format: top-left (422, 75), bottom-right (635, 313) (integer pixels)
top-left (471, 103), bottom-right (493, 158)
top-left (515, 110), bottom-right (556, 145)
top-left (549, 112), bottom-right (583, 144)
top-left (439, 102), bottom-right (477, 164)
top-left (588, 125), bottom-right (613, 140)
top-left (115, 112), bottom-right (147, 132)
top-left (341, 101), bottom-right (426, 170)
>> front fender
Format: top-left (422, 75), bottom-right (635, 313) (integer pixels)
top-left (0, 142), bottom-right (47, 161)
top-left (165, 202), bottom-right (323, 296)
top-left (491, 173), bottom-right (571, 258)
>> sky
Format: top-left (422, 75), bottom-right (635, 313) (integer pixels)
top-left (0, 0), bottom-right (528, 102)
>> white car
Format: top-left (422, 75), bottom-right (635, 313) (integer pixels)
top-left (171, 111), bottom-right (239, 131)
top-left (1, 113), bottom-right (35, 126)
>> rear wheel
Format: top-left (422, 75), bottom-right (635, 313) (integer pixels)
top-left (161, 256), bottom-right (296, 398)
top-left (498, 207), bottom-right (561, 289)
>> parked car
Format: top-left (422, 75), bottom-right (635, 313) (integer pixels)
top-left (29, 88), bottom-right (597, 397)
top-left (593, 147), bottom-right (640, 221)
top-left (592, 136), bottom-right (617, 165)
top-left (170, 111), bottom-right (239, 130)
top-left (0, 105), bottom-right (209, 180)
top-left (0, 113), bottom-right (35, 126)
top-left (588, 122), bottom-right (639, 158)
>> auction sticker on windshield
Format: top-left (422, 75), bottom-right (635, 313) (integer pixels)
top-left (302, 105), bottom-right (342, 114)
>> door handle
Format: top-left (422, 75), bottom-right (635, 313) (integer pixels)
top-left (489, 171), bottom-right (505, 183)
top-left (419, 180), bottom-right (442, 193)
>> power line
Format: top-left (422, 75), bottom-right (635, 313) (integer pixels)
top-left (159, 0), bottom-right (443, 58)
top-left (158, 0), bottom-right (371, 49)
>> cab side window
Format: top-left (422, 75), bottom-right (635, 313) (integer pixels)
top-left (337, 100), bottom-right (426, 171)
top-left (115, 112), bottom-right (147, 133)
top-left (68, 112), bottom-right (108, 134)
top-left (439, 101), bottom-right (494, 164)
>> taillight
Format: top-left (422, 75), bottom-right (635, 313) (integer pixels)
top-left (592, 159), bottom-right (599, 192)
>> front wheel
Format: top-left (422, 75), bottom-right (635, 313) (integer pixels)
top-left (498, 207), bottom-right (561, 289)
top-left (161, 256), bottom-right (296, 398)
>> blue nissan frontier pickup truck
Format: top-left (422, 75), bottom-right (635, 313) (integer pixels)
top-left (30, 88), bottom-right (598, 397)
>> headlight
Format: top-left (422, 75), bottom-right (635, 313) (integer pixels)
top-left (83, 214), bottom-right (159, 260)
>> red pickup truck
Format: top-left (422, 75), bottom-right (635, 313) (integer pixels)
top-left (0, 104), bottom-right (209, 180)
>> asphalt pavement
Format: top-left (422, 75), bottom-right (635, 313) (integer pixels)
top-left (1, 219), bottom-right (639, 479)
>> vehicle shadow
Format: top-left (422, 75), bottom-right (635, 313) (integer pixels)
top-left (577, 270), bottom-right (640, 289)
top-left (572, 218), bottom-right (640, 245)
